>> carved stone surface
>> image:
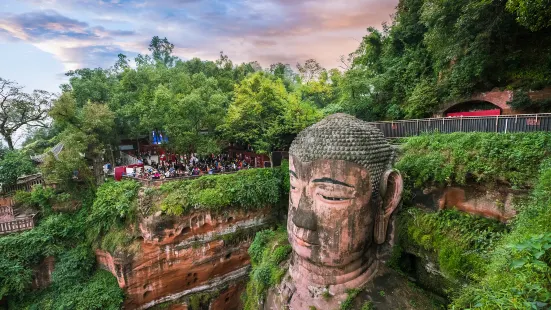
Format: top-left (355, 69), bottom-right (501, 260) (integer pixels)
top-left (96, 208), bottom-right (272, 309)
top-left (268, 113), bottom-right (404, 309)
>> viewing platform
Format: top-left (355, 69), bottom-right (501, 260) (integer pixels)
top-left (0, 177), bottom-right (41, 235)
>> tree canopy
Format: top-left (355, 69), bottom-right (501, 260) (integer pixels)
top-left (6, 0), bottom-right (551, 186)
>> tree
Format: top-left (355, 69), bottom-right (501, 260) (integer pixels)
top-left (65, 69), bottom-right (115, 107)
top-left (48, 93), bottom-right (115, 187)
top-left (296, 59), bottom-right (324, 83)
top-left (506, 0), bottom-right (551, 31)
top-left (113, 53), bottom-right (130, 73)
top-left (222, 72), bottom-right (321, 163)
top-left (149, 36), bottom-right (176, 67)
top-left (0, 150), bottom-right (37, 186)
top-left (0, 78), bottom-right (53, 149)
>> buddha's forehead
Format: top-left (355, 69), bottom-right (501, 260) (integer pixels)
top-left (290, 157), bottom-right (369, 182)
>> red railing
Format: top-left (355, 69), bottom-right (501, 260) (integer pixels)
top-left (0, 215), bottom-right (35, 235)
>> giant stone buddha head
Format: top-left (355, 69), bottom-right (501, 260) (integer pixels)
top-left (287, 113), bottom-right (403, 298)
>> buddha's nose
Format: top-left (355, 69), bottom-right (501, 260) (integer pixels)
top-left (292, 189), bottom-right (317, 231)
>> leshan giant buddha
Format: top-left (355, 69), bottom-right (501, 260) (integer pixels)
top-left (266, 113), bottom-right (404, 309)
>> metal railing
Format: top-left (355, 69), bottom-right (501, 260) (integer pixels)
top-left (368, 113), bottom-right (551, 138)
top-left (0, 214), bottom-right (35, 235)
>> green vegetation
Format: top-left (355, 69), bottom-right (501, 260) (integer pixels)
top-left (242, 227), bottom-right (291, 310)
top-left (396, 132), bottom-right (551, 189)
top-left (395, 132), bottom-right (551, 309)
top-left (14, 0), bottom-right (551, 190)
top-left (0, 187), bottom-right (123, 309)
top-left (2, 0), bottom-right (551, 308)
top-left (340, 288), bottom-right (361, 310)
top-left (452, 159), bottom-right (551, 309)
top-left (14, 185), bottom-right (56, 215)
top-left (361, 301), bottom-right (374, 310)
top-left (0, 150), bottom-right (37, 186)
top-left (508, 90), bottom-right (551, 112)
top-left (338, 0), bottom-right (551, 120)
top-left (400, 209), bottom-right (507, 283)
top-left (159, 167), bottom-right (286, 216)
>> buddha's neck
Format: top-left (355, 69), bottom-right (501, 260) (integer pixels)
top-left (289, 248), bottom-right (378, 295)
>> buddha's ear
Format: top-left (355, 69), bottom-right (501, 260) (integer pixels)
top-left (374, 169), bottom-right (403, 244)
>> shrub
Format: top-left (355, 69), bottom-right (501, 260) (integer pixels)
top-left (400, 208), bottom-right (507, 284)
top-left (0, 150), bottom-right (37, 186)
top-left (396, 132), bottom-right (551, 189)
top-left (242, 227), bottom-right (291, 310)
top-left (87, 179), bottom-right (140, 248)
top-left (452, 158), bottom-right (551, 308)
top-left (160, 167), bottom-right (285, 216)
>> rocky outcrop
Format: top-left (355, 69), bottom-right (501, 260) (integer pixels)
top-left (97, 208), bottom-right (275, 309)
top-left (411, 184), bottom-right (525, 222)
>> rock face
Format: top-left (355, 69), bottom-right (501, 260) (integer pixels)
top-left (411, 185), bottom-right (524, 222)
top-left (32, 256), bottom-right (55, 289)
top-left (97, 208), bottom-right (274, 309)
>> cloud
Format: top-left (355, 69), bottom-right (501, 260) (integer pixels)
top-left (0, 10), bottom-right (134, 41)
top-left (0, 9), bottom-right (136, 70)
top-left (1, 0), bottom-right (398, 74)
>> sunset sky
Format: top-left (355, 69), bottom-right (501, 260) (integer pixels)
top-left (0, 0), bottom-right (397, 93)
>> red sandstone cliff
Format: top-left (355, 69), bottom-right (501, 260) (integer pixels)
top-left (97, 208), bottom-right (274, 309)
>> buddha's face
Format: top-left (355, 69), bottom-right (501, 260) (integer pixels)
top-left (288, 156), bottom-right (375, 267)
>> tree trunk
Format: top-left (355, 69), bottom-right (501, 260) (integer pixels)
top-left (93, 155), bottom-right (104, 186)
top-left (5, 135), bottom-right (14, 150)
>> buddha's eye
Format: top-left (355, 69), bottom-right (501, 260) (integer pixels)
top-left (290, 185), bottom-right (296, 190)
top-left (318, 194), bottom-right (350, 201)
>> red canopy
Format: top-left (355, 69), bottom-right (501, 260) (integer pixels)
top-left (447, 109), bottom-right (501, 117)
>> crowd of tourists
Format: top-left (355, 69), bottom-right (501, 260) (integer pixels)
top-left (128, 152), bottom-right (259, 180)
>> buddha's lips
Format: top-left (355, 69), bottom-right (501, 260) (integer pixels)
top-left (292, 228), bottom-right (319, 247)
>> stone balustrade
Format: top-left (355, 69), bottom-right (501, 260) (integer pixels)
top-left (0, 215), bottom-right (35, 235)
top-left (0, 176), bottom-right (45, 195)
top-left (0, 205), bottom-right (14, 222)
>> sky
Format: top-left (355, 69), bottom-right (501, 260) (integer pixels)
top-left (0, 0), bottom-right (398, 93)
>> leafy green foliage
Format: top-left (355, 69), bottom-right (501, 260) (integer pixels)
top-left (1, 185), bottom-right (123, 308)
top-left (0, 150), bottom-right (37, 186)
top-left (88, 179), bottom-right (140, 250)
top-left (338, 0), bottom-right (551, 121)
top-left (221, 71), bottom-right (321, 155)
top-left (14, 185), bottom-right (56, 214)
top-left (506, 0), bottom-right (551, 31)
top-left (508, 90), bottom-right (551, 112)
top-left (340, 288), bottom-right (361, 310)
top-left (396, 132), bottom-right (551, 189)
top-left (242, 227), bottom-right (291, 310)
top-left (0, 212), bottom-right (85, 299)
top-left (159, 167), bottom-right (285, 216)
top-left (401, 209), bottom-right (507, 282)
top-left (452, 158), bottom-right (551, 308)
top-left (12, 270), bottom-right (124, 310)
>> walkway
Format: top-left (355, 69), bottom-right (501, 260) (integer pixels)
top-left (369, 113), bottom-right (551, 139)
top-left (0, 179), bottom-right (40, 235)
